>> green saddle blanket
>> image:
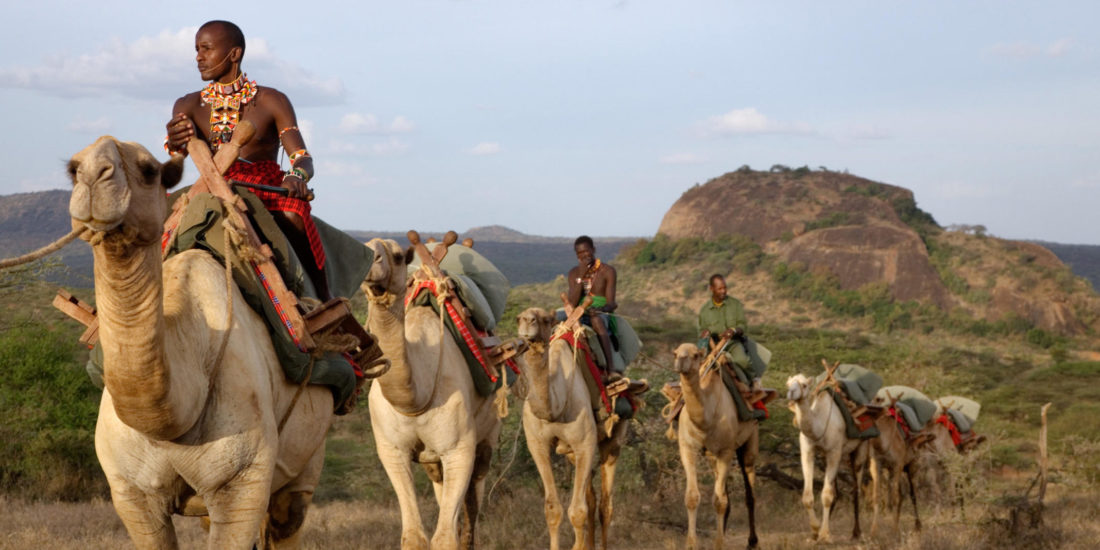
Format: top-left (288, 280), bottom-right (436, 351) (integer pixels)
top-left (90, 189), bottom-right (372, 412)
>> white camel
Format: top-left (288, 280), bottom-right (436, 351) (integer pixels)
top-left (785, 373), bottom-right (874, 542)
top-left (517, 308), bottom-right (635, 550)
top-left (70, 137), bottom-right (336, 549)
top-left (672, 343), bottom-right (759, 550)
top-left (362, 238), bottom-right (508, 550)
top-left (516, 307), bottom-right (599, 550)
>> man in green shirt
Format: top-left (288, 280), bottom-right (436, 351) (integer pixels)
top-left (697, 274), bottom-right (767, 387)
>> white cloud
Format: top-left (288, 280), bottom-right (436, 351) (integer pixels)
top-left (701, 107), bottom-right (813, 137)
top-left (338, 113), bottom-right (415, 135)
top-left (985, 38), bottom-right (1074, 59)
top-left (659, 152), bottom-right (706, 165)
top-left (0, 27), bottom-right (345, 106)
top-left (469, 142), bottom-right (501, 155)
top-left (67, 116), bottom-right (113, 134)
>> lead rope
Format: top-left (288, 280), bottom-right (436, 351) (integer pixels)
top-left (0, 226), bottom-right (87, 269)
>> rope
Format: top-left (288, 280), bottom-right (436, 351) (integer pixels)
top-left (485, 408), bottom-right (525, 504)
top-left (0, 226), bottom-right (86, 269)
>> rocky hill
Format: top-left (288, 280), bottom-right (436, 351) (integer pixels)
top-left (656, 167), bottom-right (1100, 335)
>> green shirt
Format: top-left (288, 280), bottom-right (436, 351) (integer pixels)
top-left (698, 297), bottom-right (747, 336)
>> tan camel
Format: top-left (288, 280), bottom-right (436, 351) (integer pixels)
top-left (785, 372), bottom-right (872, 542)
top-left (69, 137), bottom-right (335, 549)
top-left (867, 398), bottom-right (922, 536)
top-left (670, 343), bottom-right (759, 550)
top-left (362, 238), bottom-right (507, 550)
top-left (515, 307), bottom-right (633, 550)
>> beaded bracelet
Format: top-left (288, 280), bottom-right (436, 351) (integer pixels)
top-left (284, 167), bottom-right (311, 183)
top-left (278, 125), bottom-right (300, 138)
top-left (163, 135), bottom-right (188, 157)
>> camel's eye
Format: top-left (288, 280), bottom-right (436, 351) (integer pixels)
top-left (66, 160), bottom-right (78, 181)
top-left (138, 160), bottom-right (159, 180)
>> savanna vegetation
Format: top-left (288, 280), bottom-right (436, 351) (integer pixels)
top-left (3, 230), bottom-right (1100, 549)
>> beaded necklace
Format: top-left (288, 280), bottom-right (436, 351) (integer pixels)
top-left (199, 72), bottom-right (258, 150)
top-left (578, 259), bottom-right (602, 295)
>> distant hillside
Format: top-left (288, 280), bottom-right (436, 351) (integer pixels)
top-left (0, 191), bottom-right (636, 287)
top-left (345, 228), bottom-right (637, 285)
top-left (655, 167), bottom-right (1100, 335)
top-left (1036, 241), bottom-right (1100, 290)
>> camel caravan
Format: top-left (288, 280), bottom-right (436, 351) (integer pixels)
top-left (12, 128), bottom-right (988, 550)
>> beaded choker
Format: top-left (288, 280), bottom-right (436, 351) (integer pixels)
top-left (199, 72), bottom-right (258, 150)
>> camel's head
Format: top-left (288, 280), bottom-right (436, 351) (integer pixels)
top-left (363, 238), bottom-right (414, 298)
top-left (785, 373), bottom-right (814, 404)
top-left (67, 136), bottom-right (184, 242)
top-left (673, 343), bottom-right (704, 375)
top-left (516, 307), bottom-right (554, 344)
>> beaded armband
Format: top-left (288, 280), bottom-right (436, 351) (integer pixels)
top-left (288, 148), bottom-right (311, 165)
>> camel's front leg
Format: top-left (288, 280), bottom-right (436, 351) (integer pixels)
top-left (798, 434), bottom-right (820, 540)
top-left (376, 442), bottom-right (429, 550)
top-left (905, 464), bottom-right (921, 531)
top-left (526, 427), bottom-right (563, 550)
top-left (431, 446), bottom-right (476, 550)
top-left (736, 441), bottom-right (759, 549)
top-left (461, 442), bottom-right (494, 550)
top-left (107, 481), bottom-right (180, 550)
top-left (848, 449), bottom-right (865, 540)
top-left (817, 445), bottom-right (844, 543)
top-left (568, 446), bottom-right (595, 550)
top-left (711, 454), bottom-right (732, 550)
top-left (680, 442), bottom-right (702, 550)
top-left (204, 460), bottom-right (276, 550)
top-left (597, 447), bottom-right (621, 550)
top-left (868, 455), bottom-right (881, 537)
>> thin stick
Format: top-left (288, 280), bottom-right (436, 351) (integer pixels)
top-left (1038, 402), bottom-right (1051, 503)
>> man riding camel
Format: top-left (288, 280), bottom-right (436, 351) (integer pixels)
top-left (566, 235), bottom-right (619, 381)
top-left (698, 273), bottom-right (768, 391)
top-left (164, 20), bottom-right (331, 301)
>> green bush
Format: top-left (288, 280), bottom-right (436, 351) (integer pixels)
top-left (0, 321), bottom-right (104, 500)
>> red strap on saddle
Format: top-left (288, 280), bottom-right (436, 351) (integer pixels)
top-left (888, 406), bottom-right (911, 438)
top-left (553, 331), bottom-right (611, 413)
top-left (407, 280), bottom-right (496, 383)
top-left (935, 414), bottom-right (962, 447)
top-left (753, 400), bottom-right (769, 419)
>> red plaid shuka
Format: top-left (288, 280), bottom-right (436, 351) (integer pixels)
top-left (935, 414), bottom-right (962, 447)
top-left (226, 159), bottom-right (326, 270)
top-left (553, 330), bottom-right (612, 413)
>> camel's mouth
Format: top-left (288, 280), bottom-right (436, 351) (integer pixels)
top-left (80, 218), bottom-right (123, 234)
top-left (368, 284), bottom-right (387, 296)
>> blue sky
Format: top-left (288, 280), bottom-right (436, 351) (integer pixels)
top-left (2, 1), bottom-right (1097, 243)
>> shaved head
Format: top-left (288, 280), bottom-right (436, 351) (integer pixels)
top-left (199, 20), bottom-right (245, 56)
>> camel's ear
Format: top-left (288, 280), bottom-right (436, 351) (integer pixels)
top-left (160, 155), bottom-right (185, 189)
top-left (404, 247), bottom-right (415, 265)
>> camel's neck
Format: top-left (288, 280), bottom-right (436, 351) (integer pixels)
top-left (366, 291), bottom-right (433, 414)
top-left (523, 341), bottom-right (568, 421)
top-left (679, 369), bottom-right (715, 427)
top-left (94, 239), bottom-right (204, 440)
top-left (793, 392), bottom-right (834, 442)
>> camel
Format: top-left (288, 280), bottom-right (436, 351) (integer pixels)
top-left (867, 396), bottom-right (922, 536)
top-left (669, 343), bottom-right (759, 550)
top-left (69, 137), bottom-right (336, 549)
top-left (785, 372), bottom-right (873, 542)
top-left (516, 307), bottom-right (632, 550)
top-left (362, 238), bottom-right (509, 550)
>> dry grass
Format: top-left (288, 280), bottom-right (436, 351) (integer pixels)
top-left (4, 479), bottom-right (1099, 549)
